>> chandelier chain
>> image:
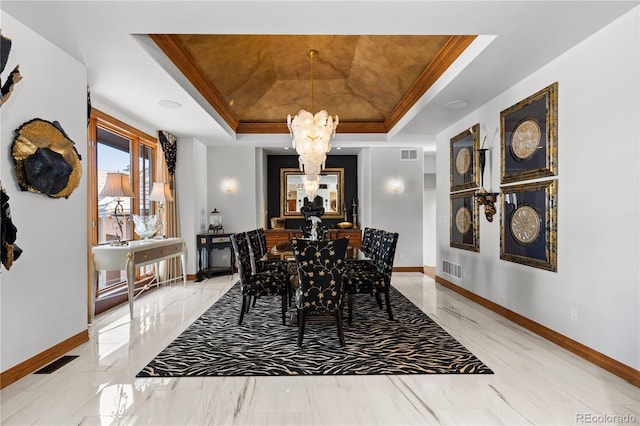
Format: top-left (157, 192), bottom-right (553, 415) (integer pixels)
top-left (308, 49), bottom-right (317, 112)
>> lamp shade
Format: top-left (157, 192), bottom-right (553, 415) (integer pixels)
top-left (149, 181), bottom-right (173, 202)
top-left (100, 172), bottom-right (135, 198)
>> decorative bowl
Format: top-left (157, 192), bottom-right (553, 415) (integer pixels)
top-left (337, 221), bottom-right (353, 229)
top-left (133, 215), bottom-right (159, 239)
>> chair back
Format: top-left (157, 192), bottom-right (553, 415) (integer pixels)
top-left (292, 237), bottom-right (349, 312)
top-left (256, 228), bottom-right (268, 256)
top-left (360, 227), bottom-right (374, 257)
top-left (230, 232), bottom-right (252, 283)
top-left (375, 231), bottom-right (399, 284)
top-left (368, 229), bottom-right (384, 260)
top-left (247, 229), bottom-right (264, 258)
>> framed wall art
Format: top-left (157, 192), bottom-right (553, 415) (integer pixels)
top-left (500, 82), bottom-right (558, 184)
top-left (450, 190), bottom-right (479, 252)
top-left (500, 179), bottom-right (557, 272)
top-left (450, 123), bottom-right (479, 191)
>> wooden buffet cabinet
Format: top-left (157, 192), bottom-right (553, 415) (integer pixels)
top-left (264, 228), bottom-right (362, 249)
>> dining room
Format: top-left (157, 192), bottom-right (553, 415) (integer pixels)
top-left (1, 2), bottom-right (638, 424)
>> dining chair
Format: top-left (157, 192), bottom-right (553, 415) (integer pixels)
top-left (292, 237), bottom-right (349, 347)
top-left (247, 228), bottom-right (291, 306)
top-left (344, 230), bottom-right (399, 324)
top-left (256, 227), bottom-right (268, 257)
top-left (360, 227), bottom-right (375, 257)
top-left (230, 232), bottom-right (288, 326)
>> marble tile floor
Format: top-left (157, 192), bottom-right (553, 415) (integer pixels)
top-left (1, 273), bottom-right (638, 426)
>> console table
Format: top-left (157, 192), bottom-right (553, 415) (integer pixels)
top-left (196, 233), bottom-right (235, 281)
top-left (91, 238), bottom-right (187, 319)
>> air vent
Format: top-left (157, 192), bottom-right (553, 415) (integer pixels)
top-left (442, 260), bottom-right (462, 279)
top-left (400, 149), bottom-right (418, 160)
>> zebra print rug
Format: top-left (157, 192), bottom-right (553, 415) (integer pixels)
top-left (137, 282), bottom-right (493, 377)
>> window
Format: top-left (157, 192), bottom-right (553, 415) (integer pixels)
top-left (88, 109), bottom-right (157, 314)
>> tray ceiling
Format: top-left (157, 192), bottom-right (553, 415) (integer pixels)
top-left (150, 34), bottom-right (475, 134)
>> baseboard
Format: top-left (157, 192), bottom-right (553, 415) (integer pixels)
top-left (187, 273), bottom-right (197, 281)
top-left (393, 266), bottom-right (423, 273)
top-left (1, 329), bottom-right (89, 390)
top-left (435, 275), bottom-right (639, 387)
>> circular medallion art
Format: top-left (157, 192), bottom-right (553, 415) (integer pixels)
top-left (511, 119), bottom-right (541, 161)
top-left (455, 147), bottom-right (471, 175)
top-left (510, 205), bottom-right (541, 244)
top-left (455, 206), bottom-right (472, 234)
top-left (12, 118), bottom-right (82, 198)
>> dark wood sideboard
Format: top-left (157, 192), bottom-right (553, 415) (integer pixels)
top-left (264, 228), bottom-right (362, 249)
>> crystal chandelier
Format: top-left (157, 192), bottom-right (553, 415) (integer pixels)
top-left (302, 175), bottom-right (320, 199)
top-left (287, 50), bottom-right (338, 182)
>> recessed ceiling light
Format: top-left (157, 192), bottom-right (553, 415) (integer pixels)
top-left (335, 147), bottom-right (342, 150)
top-left (444, 99), bottom-right (469, 109)
top-left (158, 99), bottom-right (182, 109)
top-left (283, 147), bottom-right (290, 150)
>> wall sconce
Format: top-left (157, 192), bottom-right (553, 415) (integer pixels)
top-left (475, 188), bottom-right (499, 222)
top-left (474, 148), bottom-right (499, 222)
top-left (221, 178), bottom-right (238, 193)
top-left (386, 178), bottom-right (405, 194)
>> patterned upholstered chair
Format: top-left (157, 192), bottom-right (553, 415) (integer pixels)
top-left (246, 229), bottom-right (267, 272)
top-left (247, 228), bottom-right (291, 306)
top-left (256, 228), bottom-right (268, 256)
top-left (360, 227), bottom-right (376, 258)
top-left (344, 231), bottom-right (399, 324)
top-left (292, 237), bottom-right (349, 347)
top-left (230, 232), bottom-right (288, 326)
top-left (247, 228), bottom-right (290, 276)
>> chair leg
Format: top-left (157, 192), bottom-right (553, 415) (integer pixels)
top-left (348, 293), bottom-right (354, 325)
top-left (375, 292), bottom-right (383, 310)
top-left (297, 311), bottom-right (306, 347)
top-left (384, 290), bottom-right (394, 321)
top-left (238, 296), bottom-right (247, 325)
top-left (252, 296), bottom-right (258, 308)
top-left (335, 310), bottom-right (345, 347)
top-left (281, 293), bottom-right (287, 325)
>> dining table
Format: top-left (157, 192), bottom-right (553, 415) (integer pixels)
top-left (260, 240), bottom-right (372, 291)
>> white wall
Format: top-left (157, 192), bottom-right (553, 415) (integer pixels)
top-left (365, 147), bottom-right (423, 267)
top-left (1, 13), bottom-right (88, 371)
top-left (207, 146), bottom-right (258, 233)
top-left (423, 153), bottom-right (437, 266)
top-left (176, 137), bottom-right (208, 275)
top-left (436, 8), bottom-right (639, 369)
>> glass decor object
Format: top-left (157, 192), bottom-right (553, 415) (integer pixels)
top-left (132, 214), bottom-right (159, 239)
top-left (209, 208), bottom-right (224, 234)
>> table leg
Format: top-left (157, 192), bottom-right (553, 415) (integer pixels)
top-left (89, 256), bottom-right (97, 323)
top-left (126, 253), bottom-right (135, 319)
top-left (155, 261), bottom-right (160, 287)
top-left (181, 244), bottom-right (188, 287)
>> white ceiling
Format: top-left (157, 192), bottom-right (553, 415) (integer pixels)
top-left (2, 1), bottom-right (637, 152)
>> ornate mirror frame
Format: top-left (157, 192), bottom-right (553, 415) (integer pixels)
top-left (280, 168), bottom-right (344, 218)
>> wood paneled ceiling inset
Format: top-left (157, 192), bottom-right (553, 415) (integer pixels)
top-left (150, 34), bottom-right (476, 134)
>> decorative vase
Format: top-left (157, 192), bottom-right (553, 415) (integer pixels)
top-left (478, 148), bottom-right (488, 188)
top-left (132, 215), bottom-right (159, 239)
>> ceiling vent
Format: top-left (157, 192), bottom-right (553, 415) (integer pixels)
top-left (400, 149), bottom-right (418, 160)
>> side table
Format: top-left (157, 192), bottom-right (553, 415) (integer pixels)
top-left (196, 233), bottom-right (235, 281)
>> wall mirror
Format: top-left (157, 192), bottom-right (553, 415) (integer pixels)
top-left (280, 168), bottom-right (344, 218)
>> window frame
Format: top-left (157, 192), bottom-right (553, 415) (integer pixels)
top-left (88, 108), bottom-right (158, 315)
